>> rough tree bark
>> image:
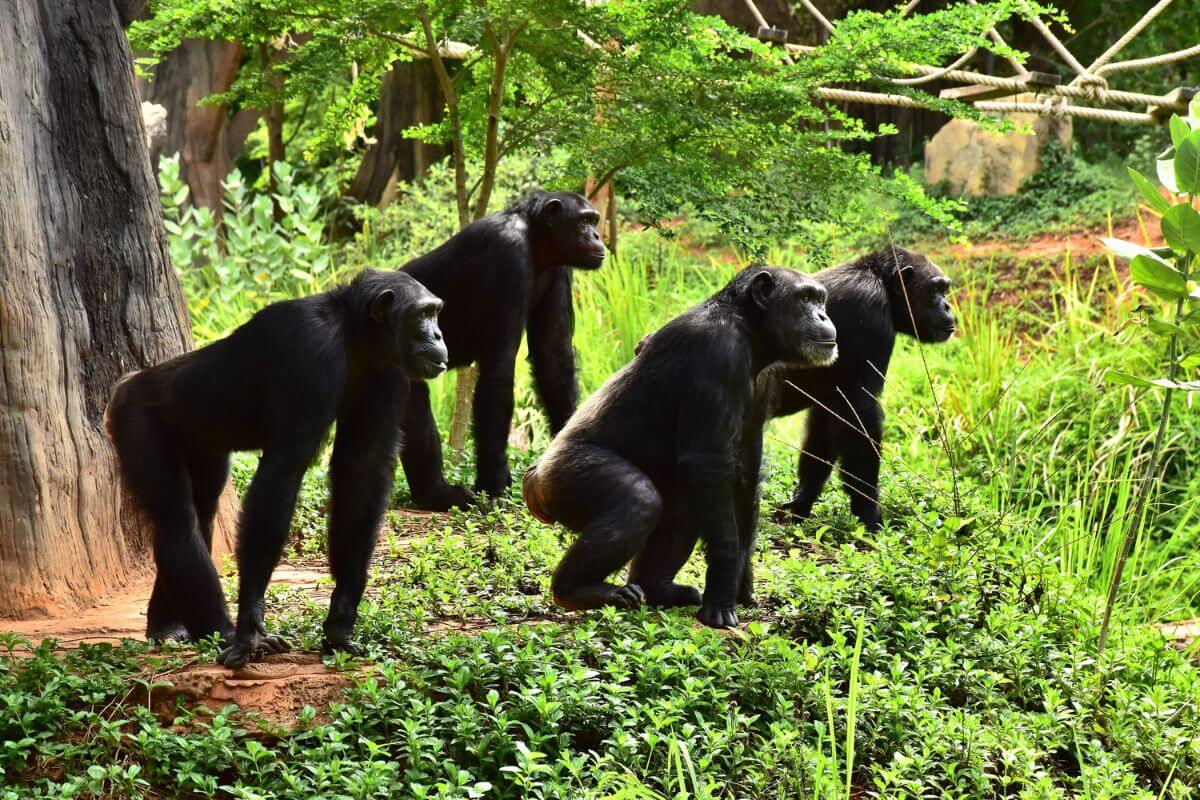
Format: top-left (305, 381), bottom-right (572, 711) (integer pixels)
top-left (347, 60), bottom-right (447, 207)
top-left (138, 39), bottom-right (258, 216)
top-left (0, 0), bottom-right (234, 618)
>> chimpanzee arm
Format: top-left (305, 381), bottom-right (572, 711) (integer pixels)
top-left (527, 268), bottom-right (579, 433)
top-left (676, 380), bottom-right (746, 629)
top-left (473, 343), bottom-right (520, 497)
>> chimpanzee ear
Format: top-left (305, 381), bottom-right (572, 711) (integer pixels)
top-left (750, 270), bottom-right (775, 310)
top-left (543, 198), bottom-right (563, 220)
top-left (369, 289), bottom-right (395, 323)
top-left (898, 264), bottom-right (916, 280)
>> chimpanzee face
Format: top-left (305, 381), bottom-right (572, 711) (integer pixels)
top-left (540, 192), bottom-right (607, 270)
top-left (888, 249), bottom-right (956, 343)
top-left (752, 268), bottom-right (839, 369)
top-left (370, 277), bottom-right (448, 379)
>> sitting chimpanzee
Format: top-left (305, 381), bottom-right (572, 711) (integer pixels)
top-left (398, 190), bottom-right (606, 510)
top-left (522, 267), bottom-right (837, 628)
top-left (770, 246), bottom-right (955, 532)
top-left (105, 270), bottom-right (447, 667)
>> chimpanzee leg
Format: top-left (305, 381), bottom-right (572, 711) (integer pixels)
top-left (775, 407), bottom-right (837, 522)
top-left (217, 443), bottom-right (317, 667)
top-left (400, 381), bottom-right (475, 511)
top-left (144, 452), bottom-right (232, 642)
top-left (542, 443), bottom-right (661, 611)
top-left (472, 351), bottom-right (518, 497)
top-left (111, 413), bottom-right (232, 643)
top-left (736, 435), bottom-right (765, 607)
top-left (628, 509), bottom-right (702, 608)
top-left (836, 398), bottom-right (884, 532)
top-left (323, 373), bottom-right (403, 655)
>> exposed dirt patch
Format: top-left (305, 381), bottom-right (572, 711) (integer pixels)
top-left (932, 217), bottom-right (1162, 263)
top-left (145, 652), bottom-right (363, 731)
top-left (1157, 619), bottom-right (1199, 652)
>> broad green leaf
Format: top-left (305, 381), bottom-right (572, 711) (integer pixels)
top-left (1191, 93), bottom-right (1200, 119)
top-left (1100, 237), bottom-right (1163, 263)
top-left (1176, 129), bottom-right (1200, 194)
top-left (1105, 370), bottom-right (1154, 388)
top-left (1147, 317), bottom-right (1185, 336)
top-left (1126, 167), bottom-right (1171, 215)
top-left (1170, 115), bottom-right (1190, 148)
top-left (1131, 254), bottom-right (1187, 300)
top-left (1160, 203), bottom-right (1200, 254)
top-left (1158, 148), bottom-right (1180, 194)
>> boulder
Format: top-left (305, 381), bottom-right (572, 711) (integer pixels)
top-left (924, 97), bottom-right (1072, 197)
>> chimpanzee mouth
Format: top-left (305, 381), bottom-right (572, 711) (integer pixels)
top-left (803, 340), bottom-right (839, 366)
top-left (417, 356), bottom-right (448, 377)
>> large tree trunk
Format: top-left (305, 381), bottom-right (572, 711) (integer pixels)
top-left (0, 0), bottom-right (234, 618)
top-left (347, 60), bottom-right (447, 207)
top-left (138, 39), bottom-right (258, 216)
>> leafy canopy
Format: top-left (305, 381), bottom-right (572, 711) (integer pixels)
top-left (133, 0), bottom-right (1043, 251)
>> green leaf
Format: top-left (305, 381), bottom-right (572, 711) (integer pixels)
top-left (1191, 93), bottom-right (1200, 120)
top-left (1105, 370), bottom-right (1154, 388)
top-left (1160, 203), bottom-right (1200, 254)
top-left (1131, 254), bottom-right (1188, 300)
top-left (1147, 317), bottom-right (1185, 337)
top-left (1176, 129), bottom-right (1200, 194)
top-left (1158, 148), bottom-right (1179, 194)
top-left (1126, 167), bottom-right (1171, 215)
top-left (1170, 115), bottom-right (1190, 148)
top-left (1101, 237), bottom-right (1159, 263)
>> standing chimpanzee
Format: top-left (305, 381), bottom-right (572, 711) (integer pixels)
top-left (522, 267), bottom-right (838, 628)
top-left (105, 270), bottom-right (447, 667)
top-left (770, 246), bottom-right (955, 532)
top-left (398, 190), bottom-right (606, 510)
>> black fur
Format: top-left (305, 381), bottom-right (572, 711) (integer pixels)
top-left (399, 190), bottom-right (606, 510)
top-left (523, 267), bottom-right (837, 628)
top-left (105, 270), bottom-right (447, 667)
top-left (771, 246), bottom-right (955, 532)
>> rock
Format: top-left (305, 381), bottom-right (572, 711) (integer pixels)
top-left (924, 96), bottom-right (1072, 197)
top-left (141, 101), bottom-right (167, 153)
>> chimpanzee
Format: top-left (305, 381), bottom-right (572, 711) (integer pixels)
top-left (398, 190), bottom-right (606, 510)
top-left (522, 267), bottom-right (837, 628)
top-left (770, 246), bottom-right (955, 532)
top-left (105, 270), bottom-right (447, 667)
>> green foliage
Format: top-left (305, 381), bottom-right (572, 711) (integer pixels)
top-left (162, 156), bottom-right (357, 342)
top-left (132, 0), bottom-right (1046, 251)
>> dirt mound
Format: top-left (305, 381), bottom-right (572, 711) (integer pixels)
top-left (935, 218), bottom-right (1161, 263)
top-left (148, 652), bottom-right (361, 730)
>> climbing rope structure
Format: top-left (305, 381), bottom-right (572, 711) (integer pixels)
top-left (745, 0), bottom-right (1197, 125)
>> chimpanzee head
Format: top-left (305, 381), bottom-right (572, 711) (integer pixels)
top-left (358, 270), bottom-right (448, 379)
top-left (514, 190), bottom-right (607, 270)
top-left (880, 247), bottom-right (956, 343)
top-left (742, 267), bottom-right (838, 369)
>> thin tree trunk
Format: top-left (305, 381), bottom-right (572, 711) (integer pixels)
top-left (0, 0), bottom-right (234, 618)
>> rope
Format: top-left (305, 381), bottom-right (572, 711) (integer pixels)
top-left (1095, 43), bottom-right (1200, 77)
top-left (796, 0), bottom-right (834, 34)
top-left (973, 101), bottom-right (1156, 124)
top-left (893, 47), bottom-right (978, 86)
top-left (816, 88), bottom-right (930, 109)
top-left (1020, 4), bottom-right (1093, 79)
top-left (899, 65), bottom-right (1184, 108)
top-left (1079, 0), bottom-right (1174, 77)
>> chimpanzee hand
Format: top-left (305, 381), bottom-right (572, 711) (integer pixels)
top-left (697, 603), bottom-right (739, 629)
top-left (413, 482), bottom-right (476, 511)
top-left (216, 621), bottom-right (290, 668)
top-left (771, 496), bottom-right (814, 524)
top-left (474, 465), bottom-right (513, 499)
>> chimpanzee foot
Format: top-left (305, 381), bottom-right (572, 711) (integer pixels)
top-left (322, 632), bottom-right (365, 657)
top-left (553, 582), bottom-right (645, 611)
top-left (642, 582), bottom-right (702, 608)
top-left (697, 604), bottom-right (739, 629)
top-left (412, 482), bottom-right (476, 511)
top-left (771, 497), bottom-right (813, 524)
top-left (146, 623), bottom-right (189, 644)
top-left (216, 631), bottom-right (290, 668)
